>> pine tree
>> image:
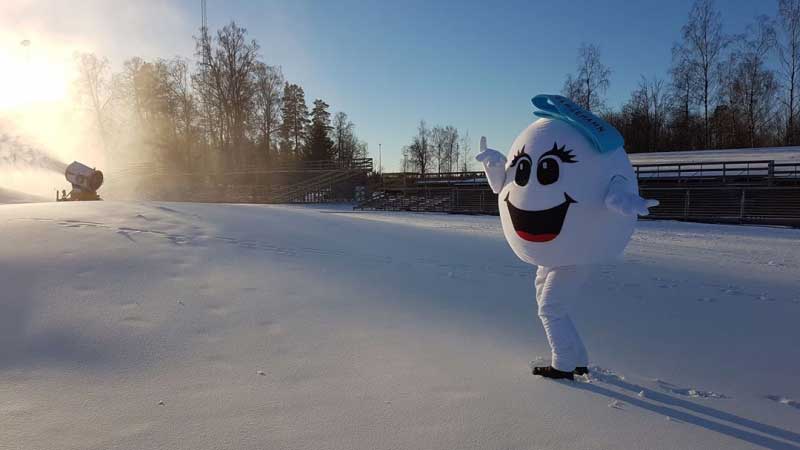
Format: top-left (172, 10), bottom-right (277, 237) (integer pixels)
top-left (306, 99), bottom-right (334, 160)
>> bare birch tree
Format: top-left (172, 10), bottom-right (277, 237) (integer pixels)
top-left (562, 44), bottom-right (610, 111)
top-left (668, 44), bottom-right (697, 149)
top-left (403, 121), bottom-right (432, 175)
top-left (459, 131), bottom-right (473, 172)
top-left (778, 0), bottom-right (800, 144)
top-left (194, 21), bottom-right (259, 168)
top-left (680, 0), bottom-right (729, 148)
top-left (253, 63), bottom-right (284, 163)
top-left (734, 17), bottom-right (778, 147)
top-left (75, 52), bottom-right (115, 156)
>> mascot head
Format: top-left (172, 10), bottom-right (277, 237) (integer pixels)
top-left (498, 95), bottom-right (637, 267)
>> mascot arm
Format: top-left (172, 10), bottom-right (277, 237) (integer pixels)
top-left (476, 136), bottom-right (507, 194)
top-left (604, 175), bottom-right (660, 217)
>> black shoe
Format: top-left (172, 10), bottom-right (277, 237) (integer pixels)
top-left (532, 365), bottom-right (574, 380)
top-left (573, 367), bottom-right (589, 376)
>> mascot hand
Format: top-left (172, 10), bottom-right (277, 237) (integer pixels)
top-left (605, 176), bottom-right (660, 217)
top-left (476, 136), bottom-right (506, 167)
top-left (476, 136), bottom-right (507, 193)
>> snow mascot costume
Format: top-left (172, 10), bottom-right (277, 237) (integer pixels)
top-left (477, 94), bottom-right (659, 380)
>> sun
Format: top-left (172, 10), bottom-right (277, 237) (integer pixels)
top-left (0, 41), bottom-right (72, 111)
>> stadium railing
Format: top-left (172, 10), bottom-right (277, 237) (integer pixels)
top-left (357, 159), bottom-right (800, 226)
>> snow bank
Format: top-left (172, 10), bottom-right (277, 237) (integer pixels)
top-left (0, 202), bottom-right (798, 449)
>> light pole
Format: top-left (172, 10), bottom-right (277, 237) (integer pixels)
top-left (378, 143), bottom-right (382, 175)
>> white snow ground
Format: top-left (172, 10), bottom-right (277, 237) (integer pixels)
top-left (0, 187), bottom-right (46, 204)
top-left (1, 201), bottom-right (798, 450)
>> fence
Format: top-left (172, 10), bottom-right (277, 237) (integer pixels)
top-left (357, 159), bottom-right (800, 227)
top-left (640, 186), bottom-right (800, 226)
top-left (634, 160), bottom-right (800, 183)
top-left (375, 161), bottom-right (800, 186)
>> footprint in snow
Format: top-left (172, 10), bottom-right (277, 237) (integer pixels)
top-left (206, 305), bottom-right (230, 317)
top-left (122, 315), bottom-right (153, 328)
top-left (589, 365), bottom-right (625, 381)
top-left (721, 286), bottom-right (742, 296)
top-left (765, 260), bottom-right (789, 267)
top-left (765, 395), bottom-right (800, 410)
top-left (528, 356), bottom-right (548, 370)
top-left (755, 293), bottom-right (776, 302)
top-left (656, 380), bottom-right (727, 399)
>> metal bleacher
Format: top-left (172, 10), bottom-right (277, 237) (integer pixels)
top-left (107, 158), bottom-right (373, 204)
top-left (356, 159), bottom-right (800, 227)
top-left (636, 160), bottom-right (800, 226)
top-left (356, 171), bottom-right (499, 214)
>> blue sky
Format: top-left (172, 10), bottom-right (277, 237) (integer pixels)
top-left (3, 0), bottom-right (783, 170)
top-left (195, 0), bottom-right (776, 170)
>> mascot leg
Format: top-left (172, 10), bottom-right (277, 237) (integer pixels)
top-left (533, 265), bottom-right (590, 379)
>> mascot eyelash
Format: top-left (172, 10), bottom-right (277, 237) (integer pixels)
top-left (509, 146), bottom-right (529, 168)
top-left (509, 142), bottom-right (578, 168)
top-left (540, 142), bottom-right (578, 164)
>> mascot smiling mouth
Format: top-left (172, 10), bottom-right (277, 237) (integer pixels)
top-left (505, 193), bottom-right (577, 242)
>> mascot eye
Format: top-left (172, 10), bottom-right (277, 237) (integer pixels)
top-left (515, 158), bottom-right (532, 186)
top-left (537, 157), bottom-right (560, 185)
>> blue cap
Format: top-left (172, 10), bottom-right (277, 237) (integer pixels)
top-left (531, 94), bottom-right (624, 153)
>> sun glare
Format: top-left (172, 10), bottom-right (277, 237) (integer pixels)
top-left (0, 42), bottom-right (72, 111)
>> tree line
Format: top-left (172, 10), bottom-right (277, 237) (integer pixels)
top-left (74, 21), bottom-right (368, 174)
top-left (563, 0), bottom-right (800, 153)
top-left (401, 121), bottom-right (474, 175)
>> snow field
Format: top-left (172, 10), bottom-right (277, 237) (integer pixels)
top-left (0, 201), bottom-right (798, 450)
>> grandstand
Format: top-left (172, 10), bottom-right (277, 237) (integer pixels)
top-left (355, 148), bottom-right (800, 227)
top-left (105, 158), bottom-right (373, 204)
top-left (356, 171), bottom-right (498, 214)
top-left (628, 146), bottom-right (800, 164)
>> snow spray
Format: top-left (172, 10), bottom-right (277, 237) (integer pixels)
top-left (0, 132), bottom-right (67, 174)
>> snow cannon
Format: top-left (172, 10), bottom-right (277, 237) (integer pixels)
top-left (58, 161), bottom-right (104, 201)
